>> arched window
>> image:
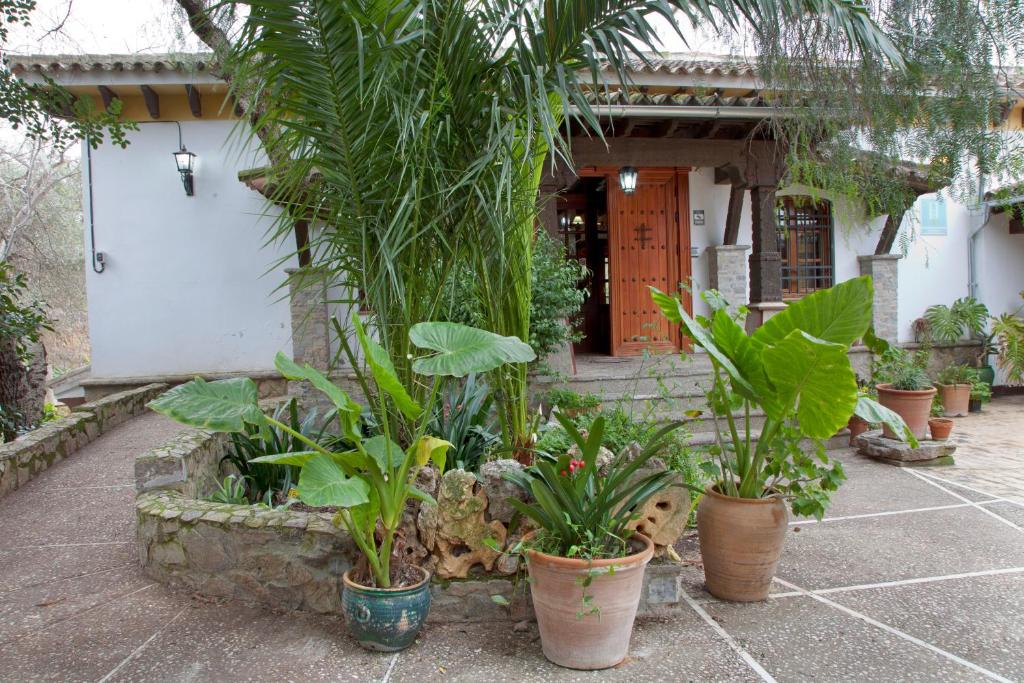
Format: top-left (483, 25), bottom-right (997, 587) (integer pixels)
top-left (776, 197), bottom-right (834, 297)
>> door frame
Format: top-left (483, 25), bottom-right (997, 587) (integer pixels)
top-left (576, 166), bottom-right (692, 356)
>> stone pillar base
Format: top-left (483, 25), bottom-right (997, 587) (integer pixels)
top-left (745, 301), bottom-right (787, 334)
top-left (858, 255), bottom-right (901, 343)
top-left (706, 245), bottom-right (750, 313)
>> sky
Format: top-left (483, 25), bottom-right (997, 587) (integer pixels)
top-left (7, 0), bottom-right (750, 58)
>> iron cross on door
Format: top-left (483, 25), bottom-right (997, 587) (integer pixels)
top-left (633, 222), bottom-right (653, 247)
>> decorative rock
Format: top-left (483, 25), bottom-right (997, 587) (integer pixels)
top-left (856, 430), bottom-right (956, 466)
top-left (626, 468), bottom-right (690, 553)
top-left (478, 459), bottom-right (528, 523)
top-left (418, 469), bottom-right (506, 579)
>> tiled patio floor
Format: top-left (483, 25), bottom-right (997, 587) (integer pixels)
top-left (0, 402), bottom-right (1021, 682)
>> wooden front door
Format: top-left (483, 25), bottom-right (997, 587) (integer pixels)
top-left (606, 168), bottom-right (691, 356)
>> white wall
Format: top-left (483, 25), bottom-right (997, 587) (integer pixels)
top-left (895, 193), bottom-right (974, 343)
top-left (84, 120), bottom-right (296, 378)
top-left (975, 211), bottom-right (1024, 383)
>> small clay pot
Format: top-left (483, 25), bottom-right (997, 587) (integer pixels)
top-left (525, 532), bottom-right (653, 670)
top-left (937, 384), bottom-right (970, 417)
top-left (876, 384), bottom-right (937, 439)
top-left (848, 415), bottom-right (870, 446)
top-left (341, 566), bottom-right (431, 652)
top-left (697, 485), bottom-right (788, 602)
top-left (928, 417), bottom-right (954, 441)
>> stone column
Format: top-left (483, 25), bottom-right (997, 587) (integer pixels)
top-left (746, 185), bottom-right (786, 331)
top-left (286, 268), bottom-right (331, 371)
top-left (705, 244), bottom-right (750, 313)
top-left (858, 254), bottom-right (902, 343)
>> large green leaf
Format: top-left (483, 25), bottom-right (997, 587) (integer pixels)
top-left (409, 322), bottom-right (535, 377)
top-left (854, 396), bottom-right (919, 447)
top-left (297, 454), bottom-right (370, 508)
top-left (363, 435), bottom-right (405, 473)
top-left (274, 352), bottom-right (361, 438)
top-left (763, 330), bottom-right (858, 439)
top-left (753, 276), bottom-right (873, 349)
top-left (413, 435), bottom-right (451, 472)
top-left (250, 451), bottom-right (320, 467)
top-left (650, 288), bottom-right (754, 395)
top-left (148, 377), bottom-right (264, 433)
top-left (709, 309), bottom-right (773, 409)
top-left (352, 312), bottom-right (422, 421)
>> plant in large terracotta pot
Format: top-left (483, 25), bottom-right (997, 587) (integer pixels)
top-left (874, 347), bottom-right (936, 439)
top-left (651, 277), bottom-right (914, 602)
top-left (502, 413), bottom-right (680, 670)
top-left (149, 314), bottom-right (533, 651)
top-left (934, 364), bottom-right (978, 417)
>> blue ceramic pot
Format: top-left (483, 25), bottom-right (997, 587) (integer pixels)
top-left (341, 566), bottom-right (431, 652)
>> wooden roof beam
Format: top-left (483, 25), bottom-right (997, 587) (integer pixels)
top-left (97, 85), bottom-right (116, 111)
top-left (185, 84), bottom-right (202, 118)
top-left (140, 85), bottom-right (160, 119)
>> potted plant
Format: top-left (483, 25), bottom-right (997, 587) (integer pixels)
top-left (543, 387), bottom-right (602, 418)
top-left (848, 378), bottom-right (875, 445)
top-left (992, 300), bottom-right (1024, 385)
top-left (651, 277), bottom-right (914, 602)
top-left (969, 378), bottom-right (992, 413)
top-left (928, 417), bottom-right (954, 440)
top-left (873, 347), bottom-right (936, 439)
top-left (502, 413), bottom-right (679, 670)
top-left (925, 297), bottom-right (995, 382)
top-left (934, 364), bottom-right (978, 417)
top-left (149, 314), bottom-right (534, 651)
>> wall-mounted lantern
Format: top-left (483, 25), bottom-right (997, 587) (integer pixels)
top-left (618, 166), bottom-right (638, 195)
top-left (173, 146), bottom-right (196, 196)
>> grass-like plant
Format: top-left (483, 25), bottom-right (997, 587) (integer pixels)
top-left (504, 413), bottom-right (680, 560)
top-left (874, 347), bottom-right (933, 391)
top-left (935, 363), bottom-right (978, 386)
top-left (150, 316), bottom-right (533, 588)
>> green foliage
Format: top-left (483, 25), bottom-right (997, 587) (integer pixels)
top-left (226, 0), bottom-right (897, 460)
top-left (149, 320), bottom-right (527, 588)
top-left (440, 229), bottom-right (587, 364)
top-left (992, 300), bottom-right (1024, 385)
top-left (924, 298), bottom-right (990, 346)
top-left (543, 388), bottom-right (601, 411)
top-left (223, 398), bottom-right (330, 503)
top-left (428, 374), bottom-right (500, 473)
top-left (0, 261), bottom-right (49, 360)
top-left (652, 277), bottom-right (913, 518)
top-left (874, 347), bottom-right (933, 391)
top-left (970, 378), bottom-right (992, 403)
top-left (504, 414), bottom-right (680, 559)
top-left (936, 364), bottom-right (978, 386)
top-left (209, 475), bottom-right (250, 505)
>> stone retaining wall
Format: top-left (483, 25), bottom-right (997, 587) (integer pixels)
top-left (0, 383), bottom-right (167, 500)
top-left (135, 425), bottom-right (694, 622)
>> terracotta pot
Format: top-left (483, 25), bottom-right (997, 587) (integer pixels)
top-left (847, 415), bottom-right (870, 446)
top-left (697, 485), bottom-right (789, 602)
top-left (525, 533), bottom-right (653, 670)
top-left (928, 417), bottom-right (954, 441)
top-left (876, 383), bottom-right (937, 439)
top-left (936, 383), bottom-right (970, 417)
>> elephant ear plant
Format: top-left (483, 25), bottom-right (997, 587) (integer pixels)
top-left (149, 315), bottom-right (534, 591)
top-left (651, 276), bottom-right (914, 517)
top-left (650, 276), bottom-right (914, 602)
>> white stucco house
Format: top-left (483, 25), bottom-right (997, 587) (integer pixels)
top-left (9, 53), bottom-right (1024, 397)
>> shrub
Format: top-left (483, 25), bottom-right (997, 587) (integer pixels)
top-left (924, 297), bottom-right (989, 345)
top-left (543, 387), bottom-right (601, 411)
top-left (936, 364), bottom-right (978, 386)
top-left (874, 348), bottom-right (933, 391)
top-left (440, 228), bottom-right (587, 362)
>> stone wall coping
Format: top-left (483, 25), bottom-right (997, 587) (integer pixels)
top-left (857, 253), bottom-right (903, 262)
top-left (704, 244), bottom-right (751, 252)
top-left (81, 371), bottom-right (282, 387)
top-left (1, 382), bottom-right (167, 500)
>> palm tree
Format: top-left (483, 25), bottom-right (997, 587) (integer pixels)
top-left (226, 0), bottom-right (900, 450)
